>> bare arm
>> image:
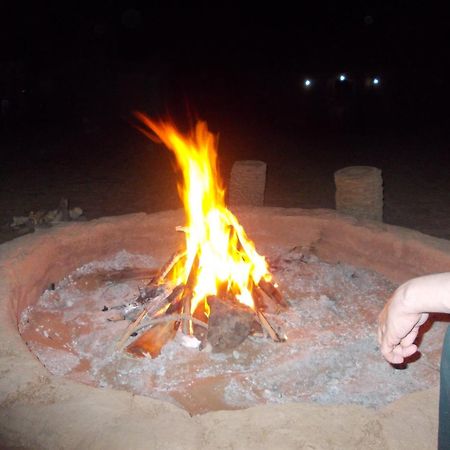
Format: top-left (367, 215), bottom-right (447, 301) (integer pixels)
top-left (378, 272), bottom-right (450, 364)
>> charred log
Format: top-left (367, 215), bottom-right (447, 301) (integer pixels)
top-left (126, 320), bottom-right (179, 358)
top-left (207, 296), bottom-right (255, 352)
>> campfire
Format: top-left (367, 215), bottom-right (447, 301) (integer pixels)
top-left (114, 114), bottom-right (288, 358)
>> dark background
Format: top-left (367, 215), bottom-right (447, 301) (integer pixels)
top-left (0, 2), bottom-right (449, 239)
top-left (1, 2), bottom-right (447, 131)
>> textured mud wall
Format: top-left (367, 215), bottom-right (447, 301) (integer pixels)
top-left (335, 166), bottom-right (383, 222)
top-left (228, 160), bottom-right (267, 206)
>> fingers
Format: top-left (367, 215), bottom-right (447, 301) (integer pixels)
top-left (378, 304), bottom-right (427, 363)
top-left (401, 343), bottom-right (418, 358)
top-left (379, 324), bottom-right (419, 364)
top-left (382, 349), bottom-right (404, 364)
top-left (382, 348), bottom-right (403, 364)
top-left (380, 333), bottom-right (401, 363)
top-left (417, 312), bottom-right (429, 327)
top-left (400, 326), bottom-right (419, 348)
top-left (381, 343), bottom-right (418, 364)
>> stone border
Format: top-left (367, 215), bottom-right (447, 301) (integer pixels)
top-left (1, 207), bottom-right (449, 449)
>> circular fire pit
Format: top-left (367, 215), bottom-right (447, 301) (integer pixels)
top-left (1, 207), bottom-right (450, 449)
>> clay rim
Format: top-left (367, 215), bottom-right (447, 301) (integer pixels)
top-left (1, 207), bottom-right (449, 447)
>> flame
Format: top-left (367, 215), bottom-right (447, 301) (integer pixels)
top-left (134, 113), bottom-right (271, 316)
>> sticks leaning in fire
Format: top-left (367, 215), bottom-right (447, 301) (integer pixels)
top-left (116, 288), bottom-right (178, 351)
top-left (150, 250), bottom-right (187, 285)
top-left (180, 253), bottom-right (200, 335)
top-left (110, 250), bottom-right (187, 322)
top-left (115, 229), bottom-right (287, 356)
top-left (256, 311), bottom-right (287, 342)
top-left (258, 278), bottom-right (289, 308)
top-left (229, 224), bottom-right (288, 311)
top-left (126, 320), bottom-right (178, 358)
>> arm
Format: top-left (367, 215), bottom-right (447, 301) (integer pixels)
top-left (378, 272), bottom-right (450, 364)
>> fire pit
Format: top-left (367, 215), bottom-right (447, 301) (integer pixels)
top-left (1, 207), bottom-right (450, 448)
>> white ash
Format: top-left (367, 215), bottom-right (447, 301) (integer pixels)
top-left (28, 342), bottom-right (81, 376)
top-left (19, 249), bottom-right (448, 415)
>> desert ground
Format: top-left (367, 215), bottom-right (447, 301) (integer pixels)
top-left (1, 110), bottom-right (449, 242)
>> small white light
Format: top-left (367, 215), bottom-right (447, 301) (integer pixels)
top-left (304, 79), bottom-right (311, 87)
top-left (372, 77), bottom-right (380, 85)
top-left (339, 74), bottom-right (346, 81)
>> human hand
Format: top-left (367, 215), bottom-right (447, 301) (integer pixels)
top-left (378, 286), bottom-right (429, 364)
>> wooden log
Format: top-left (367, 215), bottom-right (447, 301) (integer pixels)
top-left (115, 289), bottom-right (174, 350)
top-left (182, 295), bottom-right (192, 334)
top-left (252, 286), bottom-right (282, 314)
top-left (181, 253), bottom-right (199, 335)
top-left (116, 309), bottom-right (148, 350)
top-left (126, 320), bottom-right (179, 358)
top-left (164, 285), bottom-right (185, 315)
top-left (207, 296), bottom-right (255, 352)
top-left (251, 285), bottom-right (265, 310)
top-left (135, 285), bottom-right (167, 307)
top-left (258, 279), bottom-right (289, 308)
top-left (134, 313), bottom-right (208, 336)
top-left (228, 224), bottom-right (248, 260)
top-left (256, 310), bottom-right (286, 343)
top-left (229, 227), bottom-right (286, 311)
top-left (143, 288), bottom-right (176, 317)
top-left (151, 250), bottom-right (186, 285)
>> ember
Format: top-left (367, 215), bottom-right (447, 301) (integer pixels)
top-left (118, 114), bottom-right (287, 357)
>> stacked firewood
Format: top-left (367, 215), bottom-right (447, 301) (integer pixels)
top-left (111, 247), bottom-right (288, 358)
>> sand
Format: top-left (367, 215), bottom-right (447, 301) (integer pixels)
top-left (1, 120), bottom-right (450, 243)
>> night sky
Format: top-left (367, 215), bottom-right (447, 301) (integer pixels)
top-left (0, 2), bottom-right (448, 131)
top-left (4, 3), bottom-right (446, 67)
top-left (0, 2), bottom-right (449, 239)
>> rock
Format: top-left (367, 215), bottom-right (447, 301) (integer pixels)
top-left (207, 296), bottom-right (255, 352)
top-left (11, 216), bottom-right (30, 228)
top-left (57, 198), bottom-right (70, 221)
top-left (42, 209), bottom-right (61, 224)
top-left (69, 207), bottom-right (83, 220)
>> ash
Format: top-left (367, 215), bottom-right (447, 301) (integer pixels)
top-left (19, 248), bottom-right (447, 415)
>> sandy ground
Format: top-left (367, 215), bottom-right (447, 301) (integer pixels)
top-left (1, 115), bottom-right (450, 243)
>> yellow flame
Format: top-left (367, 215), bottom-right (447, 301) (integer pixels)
top-left (134, 113), bottom-right (271, 314)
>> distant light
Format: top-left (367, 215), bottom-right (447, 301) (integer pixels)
top-left (372, 77), bottom-right (380, 85)
top-left (339, 74), bottom-right (346, 82)
top-left (304, 79), bottom-right (312, 87)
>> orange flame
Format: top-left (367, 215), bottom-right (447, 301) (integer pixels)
top-left (134, 113), bottom-right (271, 315)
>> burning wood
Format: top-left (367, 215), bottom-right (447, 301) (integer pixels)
top-left (180, 253), bottom-right (199, 335)
top-left (256, 311), bottom-right (287, 343)
top-left (258, 279), bottom-right (288, 308)
top-left (151, 250), bottom-right (186, 285)
top-left (206, 296), bottom-right (256, 352)
top-left (113, 250), bottom-right (287, 357)
top-left (126, 321), bottom-right (178, 358)
top-left (110, 114), bottom-right (289, 357)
